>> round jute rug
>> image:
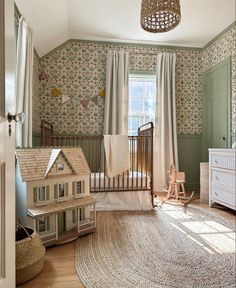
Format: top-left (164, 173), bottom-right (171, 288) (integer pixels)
top-left (75, 204), bottom-right (235, 288)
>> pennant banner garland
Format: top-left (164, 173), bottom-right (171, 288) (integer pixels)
top-left (98, 89), bottom-right (106, 97)
top-left (62, 95), bottom-right (71, 104)
top-left (38, 70), bottom-right (49, 81)
top-left (91, 96), bottom-right (99, 106)
top-left (51, 87), bottom-right (61, 97)
top-left (80, 99), bottom-right (90, 109)
top-left (69, 96), bottom-right (99, 109)
top-left (71, 97), bottom-right (80, 107)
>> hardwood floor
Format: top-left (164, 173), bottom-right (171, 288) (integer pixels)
top-left (18, 193), bottom-right (235, 288)
top-left (17, 242), bottom-right (84, 288)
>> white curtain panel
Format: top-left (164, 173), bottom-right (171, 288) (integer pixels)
top-left (104, 50), bottom-right (129, 135)
top-left (154, 53), bottom-right (179, 192)
top-left (16, 17), bottom-right (33, 148)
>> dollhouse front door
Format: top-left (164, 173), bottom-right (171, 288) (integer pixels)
top-left (58, 212), bottom-right (66, 234)
top-left (0, 1), bottom-right (16, 287)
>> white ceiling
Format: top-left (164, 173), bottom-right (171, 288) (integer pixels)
top-left (15, 0), bottom-right (236, 57)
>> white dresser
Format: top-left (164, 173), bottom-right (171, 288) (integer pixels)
top-left (209, 149), bottom-right (236, 210)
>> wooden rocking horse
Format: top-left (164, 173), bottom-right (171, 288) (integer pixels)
top-left (163, 164), bottom-right (195, 206)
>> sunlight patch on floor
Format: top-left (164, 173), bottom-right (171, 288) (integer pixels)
top-left (183, 221), bottom-right (222, 234)
top-left (164, 210), bottom-right (193, 220)
top-left (200, 233), bottom-right (235, 253)
top-left (203, 221), bottom-right (233, 233)
top-left (182, 221), bottom-right (235, 254)
top-left (187, 235), bottom-right (214, 254)
top-left (170, 223), bottom-right (187, 234)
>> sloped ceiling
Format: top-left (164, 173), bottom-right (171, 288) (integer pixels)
top-left (15, 0), bottom-right (235, 57)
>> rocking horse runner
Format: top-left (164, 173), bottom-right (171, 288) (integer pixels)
top-left (163, 164), bottom-right (195, 206)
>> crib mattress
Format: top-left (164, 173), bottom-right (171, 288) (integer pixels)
top-left (90, 171), bottom-right (150, 191)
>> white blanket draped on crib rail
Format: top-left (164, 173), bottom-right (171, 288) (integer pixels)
top-left (104, 135), bottom-right (130, 177)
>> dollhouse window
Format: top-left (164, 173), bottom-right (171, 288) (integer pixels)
top-left (79, 207), bottom-right (85, 221)
top-left (58, 183), bottom-right (65, 198)
top-left (57, 163), bottom-right (64, 171)
top-left (34, 186), bottom-right (49, 204)
top-left (73, 180), bottom-right (85, 197)
top-left (38, 216), bottom-right (50, 233)
top-left (72, 209), bottom-right (78, 224)
top-left (54, 183), bottom-right (68, 200)
top-left (76, 181), bottom-right (82, 194)
top-left (38, 186), bottom-right (46, 202)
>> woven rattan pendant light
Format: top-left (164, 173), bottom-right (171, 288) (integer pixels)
top-left (141, 0), bottom-right (181, 33)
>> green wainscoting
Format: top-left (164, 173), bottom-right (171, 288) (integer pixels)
top-left (178, 134), bottom-right (202, 191)
top-left (33, 132), bottom-right (202, 191)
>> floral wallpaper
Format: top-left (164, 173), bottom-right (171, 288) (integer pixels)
top-left (32, 24), bottom-right (235, 136)
top-left (34, 42), bottom-right (202, 135)
top-left (32, 51), bottom-right (41, 134)
top-left (203, 24), bottom-right (236, 134)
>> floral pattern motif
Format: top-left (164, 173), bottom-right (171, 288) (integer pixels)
top-left (32, 24), bottom-right (235, 135)
top-left (203, 25), bottom-right (236, 134)
top-left (32, 53), bottom-right (41, 134)
top-left (33, 42), bottom-right (202, 135)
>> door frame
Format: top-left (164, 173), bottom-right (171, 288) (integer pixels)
top-left (201, 57), bottom-right (231, 161)
top-left (0, 0), bottom-right (4, 118)
top-left (0, 0), bottom-right (15, 287)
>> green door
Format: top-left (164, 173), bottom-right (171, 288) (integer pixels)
top-left (58, 212), bottom-right (66, 234)
top-left (202, 57), bottom-right (230, 161)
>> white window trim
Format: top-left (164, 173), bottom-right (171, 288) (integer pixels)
top-left (38, 216), bottom-right (49, 234)
top-left (128, 73), bottom-right (156, 136)
top-left (57, 163), bottom-right (65, 171)
top-left (75, 180), bottom-right (85, 199)
top-left (72, 209), bottom-right (77, 224)
top-left (36, 186), bottom-right (47, 206)
top-left (57, 182), bottom-right (66, 201)
top-left (79, 207), bottom-right (86, 222)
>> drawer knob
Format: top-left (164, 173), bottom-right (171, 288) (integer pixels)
top-left (215, 176), bottom-right (219, 180)
top-left (214, 159), bottom-right (218, 164)
top-left (214, 192), bottom-right (218, 196)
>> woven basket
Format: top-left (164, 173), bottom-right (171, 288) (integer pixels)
top-left (16, 226), bottom-right (45, 285)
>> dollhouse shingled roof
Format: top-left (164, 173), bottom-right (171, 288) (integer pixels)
top-left (16, 147), bottom-right (90, 182)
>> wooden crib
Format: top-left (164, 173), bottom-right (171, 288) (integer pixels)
top-left (40, 120), bottom-right (154, 206)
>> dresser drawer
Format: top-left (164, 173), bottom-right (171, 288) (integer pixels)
top-left (211, 187), bottom-right (236, 207)
top-left (211, 154), bottom-right (235, 169)
top-left (212, 169), bottom-right (236, 190)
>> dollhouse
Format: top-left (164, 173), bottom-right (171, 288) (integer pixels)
top-left (16, 147), bottom-right (96, 246)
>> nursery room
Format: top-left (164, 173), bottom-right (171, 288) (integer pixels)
top-left (0, 0), bottom-right (235, 287)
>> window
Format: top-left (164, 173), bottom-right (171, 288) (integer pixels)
top-left (128, 74), bottom-right (156, 136)
top-left (54, 183), bottom-right (68, 200)
top-left (38, 186), bottom-right (46, 202)
top-left (76, 181), bottom-right (82, 194)
top-left (73, 180), bottom-right (85, 197)
top-left (72, 209), bottom-right (77, 224)
top-left (58, 183), bottom-right (65, 198)
top-left (33, 186), bottom-right (49, 204)
top-left (79, 207), bottom-right (85, 221)
top-left (57, 163), bottom-right (64, 171)
top-left (38, 216), bottom-right (50, 233)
